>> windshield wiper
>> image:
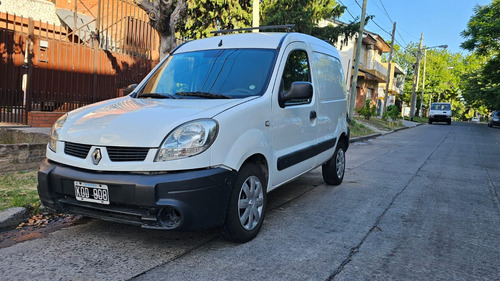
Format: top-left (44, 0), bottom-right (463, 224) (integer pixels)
top-left (175, 91), bottom-right (232, 99)
top-left (137, 93), bottom-right (177, 99)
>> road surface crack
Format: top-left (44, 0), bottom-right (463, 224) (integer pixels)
top-left (326, 126), bottom-right (450, 280)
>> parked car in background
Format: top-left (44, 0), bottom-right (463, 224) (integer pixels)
top-left (471, 117), bottom-right (480, 122)
top-left (428, 102), bottom-right (452, 125)
top-left (488, 111), bottom-right (500, 127)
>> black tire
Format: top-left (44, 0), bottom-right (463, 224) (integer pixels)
top-left (447, 120), bottom-right (451, 125)
top-left (428, 119), bottom-right (432, 124)
top-left (220, 163), bottom-right (267, 243)
top-left (322, 144), bottom-right (346, 185)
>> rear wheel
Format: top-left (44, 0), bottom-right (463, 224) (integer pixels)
top-left (447, 120), bottom-right (451, 125)
top-left (220, 163), bottom-right (267, 243)
top-left (322, 144), bottom-right (345, 185)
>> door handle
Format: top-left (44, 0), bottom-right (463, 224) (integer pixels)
top-left (310, 111), bottom-right (317, 119)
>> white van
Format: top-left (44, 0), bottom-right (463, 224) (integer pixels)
top-left (38, 32), bottom-right (350, 242)
top-left (428, 102), bottom-right (452, 125)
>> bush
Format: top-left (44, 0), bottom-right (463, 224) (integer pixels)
top-left (387, 105), bottom-right (401, 121)
top-left (356, 100), bottom-right (377, 120)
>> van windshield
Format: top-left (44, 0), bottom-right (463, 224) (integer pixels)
top-left (137, 49), bottom-right (277, 99)
top-left (431, 103), bottom-right (451, 110)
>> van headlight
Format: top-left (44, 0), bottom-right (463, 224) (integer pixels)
top-left (155, 119), bottom-right (218, 162)
top-left (49, 114), bottom-right (68, 152)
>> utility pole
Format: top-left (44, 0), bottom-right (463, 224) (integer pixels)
top-left (252, 0), bottom-right (260, 33)
top-left (348, 0), bottom-right (368, 120)
top-left (409, 33), bottom-right (423, 121)
top-left (382, 22), bottom-right (396, 117)
top-left (419, 49), bottom-right (427, 117)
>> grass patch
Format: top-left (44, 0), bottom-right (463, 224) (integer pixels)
top-left (403, 116), bottom-right (428, 124)
top-left (0, 171), bottom-right (40, 213)
top-left (350, 120), bottom-right (376, 138)
top-left (354, 116), bottom-right (403, 131)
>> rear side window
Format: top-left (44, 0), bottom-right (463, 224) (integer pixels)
top-left (312, 52), bottom-right (347, 101)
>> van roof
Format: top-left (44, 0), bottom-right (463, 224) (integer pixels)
top-left (174, 32), bottom-right (340, 58)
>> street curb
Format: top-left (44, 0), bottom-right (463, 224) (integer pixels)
top-left (0, 207), bottom-right (28, 230)
top-left (349, 122), bottom-right (423, 144)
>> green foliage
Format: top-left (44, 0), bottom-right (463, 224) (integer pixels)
top-left (179, 0), bottom-right (252, 39)
top-left (260, 0), bottom-right (361, 47)
top-left (178, 0), bottom-right (361, 50)
top-left (460, 0), bottom-right (500, 110)
top-left (381, 111), bottom-right (388, 121)
top-left (461, 0), bottom-right (500, 55)
top-left (0, 171), bottom-right (40, 213)
top-left (349, 119), bottom-right (375, 138)
top-left (356, 100), bottom-right (377, 120)
top-left (386, 105), bottom-right (401, 121)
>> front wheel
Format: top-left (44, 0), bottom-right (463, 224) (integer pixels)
top-left (220, 163), bottom-right (267, 243)
top-left (322, 144), bottom-right (346, 185)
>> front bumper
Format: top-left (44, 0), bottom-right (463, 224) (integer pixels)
top-left (429, 115), bottom-right (451, 122)
top-left (37, 158), bottom-right (237, 231)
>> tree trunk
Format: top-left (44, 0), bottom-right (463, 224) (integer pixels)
top-left (134, 0), bottom-right (187, 59)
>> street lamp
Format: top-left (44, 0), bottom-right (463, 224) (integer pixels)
top-left (418, 45), bottom-right (448, 117)
top-left (409, 39), bottom-right (447, 121)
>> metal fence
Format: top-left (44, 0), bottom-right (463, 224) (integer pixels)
top-left (0, 0), bottom-right (159, 125)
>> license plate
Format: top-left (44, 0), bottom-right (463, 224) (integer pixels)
top-left (74, 181), bottom-right (110, 205)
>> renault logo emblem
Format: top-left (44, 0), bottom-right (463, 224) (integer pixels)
top-left (92, 148), bottom-right (102, 165)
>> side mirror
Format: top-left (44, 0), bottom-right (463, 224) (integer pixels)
top-left (278, 81), bottom-right (313, 108)
top-left (121, 84), bottom-right (138, 96)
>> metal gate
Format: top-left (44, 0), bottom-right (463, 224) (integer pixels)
top-left (0, 0), bottom-right (159, 125)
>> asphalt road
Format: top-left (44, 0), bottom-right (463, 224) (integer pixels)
top-left (1, 122), bottom-right (499, 280)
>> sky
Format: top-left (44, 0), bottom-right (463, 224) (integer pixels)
top-left (337, 0), bottom-right (491, 54)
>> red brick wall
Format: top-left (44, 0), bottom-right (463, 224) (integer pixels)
top-left (28, 111), bottom-right (65, 127)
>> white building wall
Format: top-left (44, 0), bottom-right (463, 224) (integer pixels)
top-left (0, 0), bottom-right (61, 25)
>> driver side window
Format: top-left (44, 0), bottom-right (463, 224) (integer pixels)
top-left (282, 50), bottom-right (311, 105)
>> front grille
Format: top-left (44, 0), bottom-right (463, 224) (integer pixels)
top-left (64, 142), bottom-right (92, 159)
top-left (107, 147), bottom-right (149, 162)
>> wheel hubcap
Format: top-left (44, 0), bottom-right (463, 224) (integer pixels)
top-left (238, 176), bottom-right (264, 230)
top-left (336, 148), bottom-right (345, 179)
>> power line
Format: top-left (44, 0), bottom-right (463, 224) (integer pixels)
top-left (368, 17), bottom-right (392, 37)
top-left (342, 0), bottom-right (412, 48)
top-left (338, 0), bottom-right (358, 21)
top-left (377, 0), bottom-right (393, 23)
top-left (396, 30), bottom-right (408, 46)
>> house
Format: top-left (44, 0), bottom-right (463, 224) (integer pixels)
top-left (320, 19), bottom-right (405, 114)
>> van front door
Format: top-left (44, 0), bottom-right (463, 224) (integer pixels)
top-left (271, 43), bottom-right (318, 187)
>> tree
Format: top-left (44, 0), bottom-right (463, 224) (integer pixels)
top-left (134, 0), bottom-right (188, 59)
top-left (179, 0), bottom-right (252, 39)
top-left (391, 43), bottom-right (472, 118)
top-left (136, 0), bottom-right (361, 59)
top-left (260, 0), bottom-right (361, 47)
top-left (461, 0), bottom-right (500, 56)
top-left (461, 0), bottom-right (500, 110)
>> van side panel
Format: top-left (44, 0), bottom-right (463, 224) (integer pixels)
top-left (311, 52), bottom-right (348, 166)
top-left (210, 97), bottom-right (273, 172)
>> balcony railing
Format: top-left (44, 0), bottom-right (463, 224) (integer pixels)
top-left (360, 60), bottom-right (387, 82)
